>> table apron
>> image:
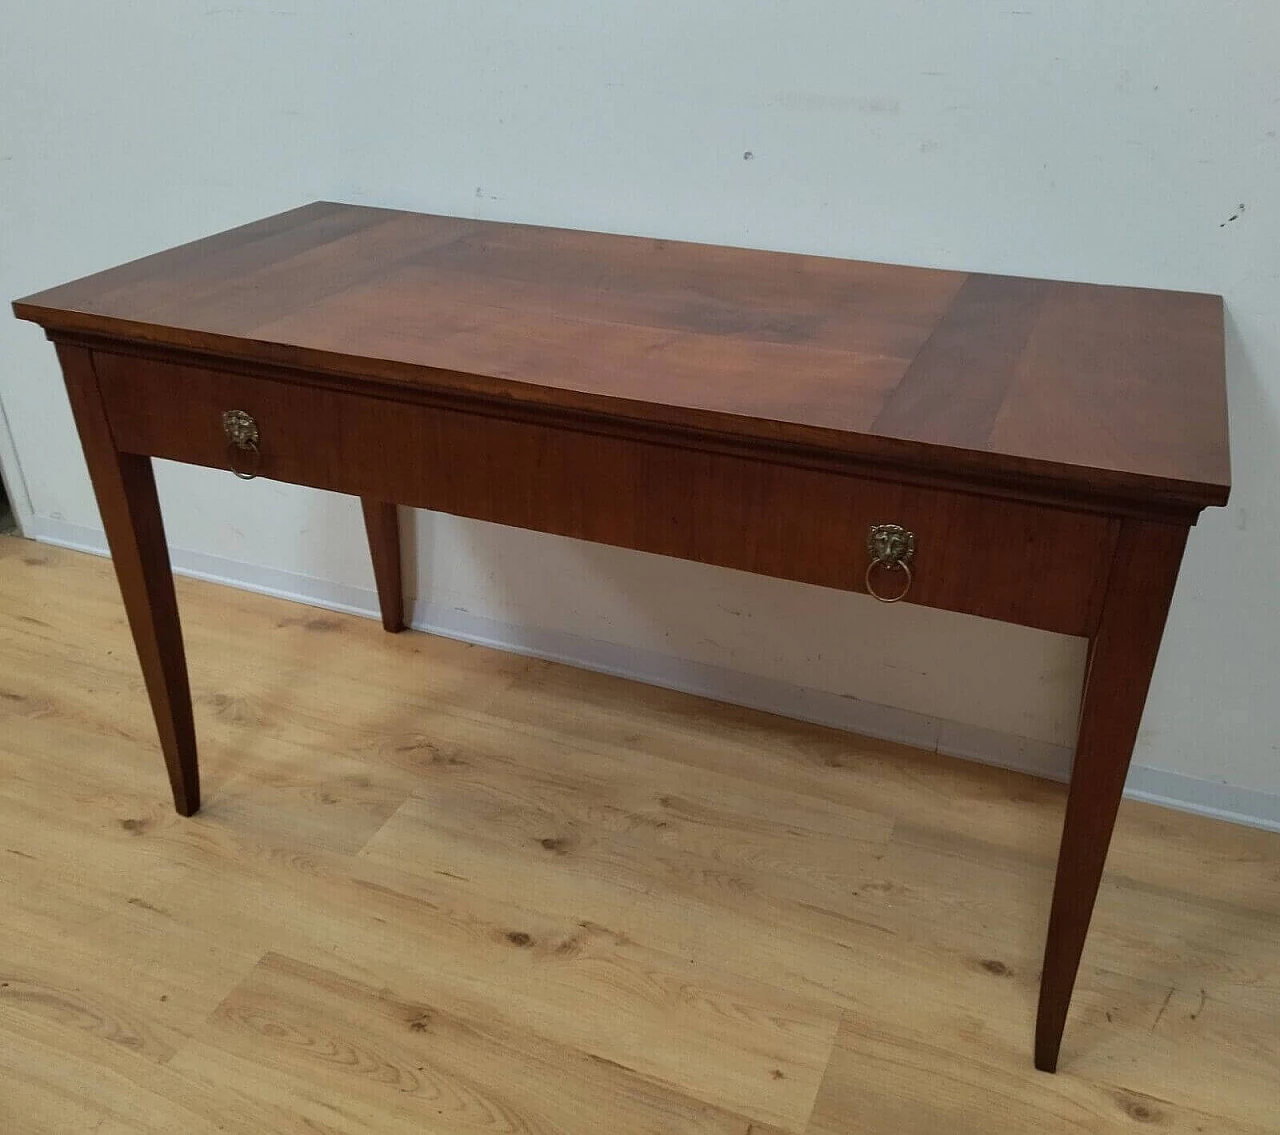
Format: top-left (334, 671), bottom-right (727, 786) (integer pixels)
top-left (92, 350), bottom-right (1117, 636)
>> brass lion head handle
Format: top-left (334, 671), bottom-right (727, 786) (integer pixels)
top-left (865, 523), bottom-right (914, 603)
top-left (221, 409), bottom-right (261, 480)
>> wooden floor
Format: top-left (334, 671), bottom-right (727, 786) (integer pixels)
top-left (1, 535), bottom-right (1278, 1134)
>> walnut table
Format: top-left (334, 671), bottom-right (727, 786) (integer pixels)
top-left (12, 202), bottom-right (1231, 1071)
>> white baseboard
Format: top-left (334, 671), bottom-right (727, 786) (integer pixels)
top-left (26, 514), bottom-right (1280, 834)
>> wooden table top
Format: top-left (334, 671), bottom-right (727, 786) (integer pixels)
top-left (14, 201), bottom-right (1229, 514)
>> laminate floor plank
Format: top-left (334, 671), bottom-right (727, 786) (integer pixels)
top-left (167, 950), bottom-right (793, 1135)
top-left (805, 1009), bottom-right (1277, 1135)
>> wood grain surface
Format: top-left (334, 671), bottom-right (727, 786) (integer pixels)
top-left (2, 537), bottom-right (1276, 1134)
top-left (12, 201), bottom-right (1230, 515)
top-left (1035, 518), bottom-right (1191, 1072)
top-left (359, 498), bottom-right (405, 634)
top-left (91, 349), bottom-right (1116, 636)
top-left (54, 343), bottom-right (199, 815)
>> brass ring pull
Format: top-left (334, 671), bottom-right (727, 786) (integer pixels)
top-left (227, 439), bottom-right (261, 480)
top-left (865, 523), bottom-right (915, 604)
top-left (865, 557), bottom-right (912, 602)
top-left (221, 410), bottom-right (261, 481)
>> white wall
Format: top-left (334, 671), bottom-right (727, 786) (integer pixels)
top-left (2, 2), bottom-right (1276, 820)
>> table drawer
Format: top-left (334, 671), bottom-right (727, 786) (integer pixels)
top-left (93, 351), bottom-right (1116, 635)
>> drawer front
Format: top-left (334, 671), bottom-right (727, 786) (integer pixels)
top-left (94, 351), bottom-right (1116, 635)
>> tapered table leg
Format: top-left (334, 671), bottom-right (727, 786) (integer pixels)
top-left (1035, 518), bottom-right (1189, 1072)
top-left (55, 344), bottom-right (199, 815)
top-left (361, 498), bottom-right (404, 632)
